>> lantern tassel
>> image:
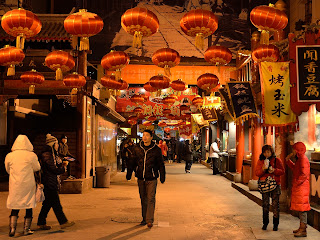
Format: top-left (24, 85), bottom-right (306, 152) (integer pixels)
top-left (72, 36), bottom-right (78, 49)
top-left (133, 31), bottom-right (143, 48)
top-left (260, 30), bottom-right (270, 45)
top-left (115, 69), bottom-right (121, 81)
top-left (29, 85), bottom-right (35, 94)
top-left (79, 37), bottom-right (89, 51)
top-left (16, 34), bottom-right (25, 49)
top-left (164, 65), bottom-right (171, 77)
top-left (156, 89), bottom-right (161, 97)
top-left (195, 33), bottom-right (204, 50)
top-left (70, 88), bottom-right (78, 106)
top-left (7, 65), bottom-right (15, 76)
top-left (56, 68), bottom-right (63, 80)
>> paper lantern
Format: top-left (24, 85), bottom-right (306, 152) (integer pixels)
top-left (180, 9), bottom-right (218, 49)
top-left (152, 48), bottom-right (180, 76)
top-left (204, 45), bottom-right (232, 65)
top-left (133, 107), bottom-right (143, 114)
top-left (149, 74), bottom-right (170, 96)
top-left (0, 45), bottom-right (25, 76)
top-left (162, 95), bottom-right (178, 106)
top-left (1, 9), bottom-right (42, 49)
top-left (182, 112), bottom-right (192, 119)
top-left (170, 79), bottom-right (187, 92)
top-left (192, 95), bottom-right (203, 107)
top-left (64, 9), bottom-right (104, 50)
top-left (180, 105), bottom-right (189, 111)
top-left (158, 121), bottom-right (167, 128)
top-left (252, 44), bottom-right (279, 63)
top-left (100, 74), bottom-right (122, 90)
top-left (164, 127), bottom-right (171, 133)
top-left (21, 69), bottom-right (44, 94)
top-left (128, 119), bottom-right (137, 126)
top-left (128, 115), bottom-right (138, 122)
top-left (121, 7), bottom-right (159, 48)
top-left (130, 94), bottom-right (144, 104)
top-left (197, 73), bottom-right (219, 93)
top-left (148, 115), bottom-right (157, 122)
top-left (101, 51), bottom-right (129, 80)
top-left (143, 120), bottom-right (152, 126)
top-left (144, 82), bottom-right (157, 92)
top-left (45, 50), bottom-right (75, 80)
top-left (163, 108), bottom-right (171, 115)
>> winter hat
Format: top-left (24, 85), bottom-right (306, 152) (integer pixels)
top-left (46, 133), bottom-right (58, 147)
top-left (61, 135), bottom-right (67, 140)
top-left (293, 142), bottom-right (306, 159)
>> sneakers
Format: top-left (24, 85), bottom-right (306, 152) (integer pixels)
top-left (37, 225), bottom-right (52, 230)
top-left (147, 223), bottom-right (153, 228)
top-left (60, 221), bottom-right (75, 229)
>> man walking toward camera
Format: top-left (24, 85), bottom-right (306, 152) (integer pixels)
top-left (126, 129), bottom-right (166, 228)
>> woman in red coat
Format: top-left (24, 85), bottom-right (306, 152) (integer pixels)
top-left (286, 142), bottom-right (311, 237)
top-left (255, 145), bottom-right (285, 231)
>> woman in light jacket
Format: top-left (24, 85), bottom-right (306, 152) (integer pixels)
top-left (5, 135), bottom-right (41, 237)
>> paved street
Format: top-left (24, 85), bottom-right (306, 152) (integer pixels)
top-left (0, 163), bottom-right (319, 240)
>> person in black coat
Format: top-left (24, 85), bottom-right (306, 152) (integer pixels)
top-left (126, 130), bottom-right (166, 228)
top-left (37, 134), bottom-right (75, 230)
top-left (184, 140), bottom-right (193, 173)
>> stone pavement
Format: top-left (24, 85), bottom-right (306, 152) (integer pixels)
top-left (0, 163), bottom-right (319, 240)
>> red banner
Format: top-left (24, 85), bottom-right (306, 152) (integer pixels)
top-left (179, 124), bottom-right (192, 137)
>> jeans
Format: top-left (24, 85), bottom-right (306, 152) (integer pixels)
top-left (138, 179), bottom-right (157, 224)
top-left (11, 209), bottom-right (32, 218)
top-left (262, 185), bottom-right (281, 219)
top-left (37, 189), bottom-right (68, 225)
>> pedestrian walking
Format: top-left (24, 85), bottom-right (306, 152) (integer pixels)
top-left (255, 145), bottom-right (285, 231)
top-left (209, 138), bottom-right (221, 175)
top-left (5, 135), bottom-right (41, 237)
top-left (58, 135), bottom-right (75, 179)
top-left (175, 139), bottom-right (184, 163)
top-left (37, 134), bottom-right (75, 230)
top-left (184, 140), bottom-right (193, 173)
top-left (126, 130), bottom-right (166, 228)
top-left (285, 142), bottom-right (311, 237)
top-left (159, 140), bottom-right (168, 161)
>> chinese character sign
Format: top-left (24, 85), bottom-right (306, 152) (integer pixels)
top-left (179, 124), bottom-right (192, 137)
top-left (260, 62), bottom-right (297, 126)
top-left (227, 82), bottom-right (258, 124)
top-left (200, 107), bottom-right (218, 122)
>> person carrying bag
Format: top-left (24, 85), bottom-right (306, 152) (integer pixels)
top-left (34, 171), bottom-right (45, 203)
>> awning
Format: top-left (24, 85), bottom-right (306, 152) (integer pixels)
top-left (94, 98), bottom-right (126, 123)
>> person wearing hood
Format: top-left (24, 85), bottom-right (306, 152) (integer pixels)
top-left (36, 134), bottom-right (75, 230)
top-left (5, 135), bottom-right (41, 237)
top-left (255, 145), bottom-right (284, 231)
top-left (286, 142), bottom-right (311, 237)
top-left (126, 129), bottom-right (166, 228)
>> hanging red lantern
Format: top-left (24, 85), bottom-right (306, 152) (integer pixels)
top-left (162, 95), bottom-right (178, 106)
top-left (252, 44), bottom-right (280, 63)
top-left (144, 82), bottom-right (157, 92)
top-left (143, 120), bottom-right (152, 126)
top-left (204, 45), bottom-right (232, 65)
top-left (45, 50), bottom-right (75, 80)
top-left (101, 51), bottom-right (130, 80)
top-left (182, 112), bottom-right (192, 119)
top-left (100, 74), bottom-right (122, 90)
top-left (180, 105), bottom-right (189, 111)
top-left (163, 108), bottom-right (171, 115)
top-left (133, 107), bottom-right (143, 114)
top-left (21, 69), bottom-right (45, 94)
top-left (149, 74), bottom-right (170, 95)
top-left (192, 95), bottom-right (203, 107)
top-left (164, 127), bottom-right (171, 133)
top-left (148, 115), bottom-right (157, 122)
top-left (168, 114), bottom-right (176, 120)
top-left (142, 94), bottom-right (149, 102)
top-left (121, 7), bottom-right (159, 48)
top-left (130, 94), bottom-right (144, 104)
top-left (0, 45), bottom-right (25, 76)
top-left (158, 121), bottom-right (167, 128)
top-left (1, 9), bottom-right (42, 49)
top-left (152, 48), bottom-right (180, 76)
top-left (170, 79), bottom-right (187, 92)
top-left (128, 119), bottom-right (137, 126)
top-left (197, 73), bottom-right (219, 93)
top-left (250, 5), bottom-right (288, 44)
top-left (180, 9), bottom-right (218, 50)
top-left (63, 72), bottom-right (86, 89)
top-left (119, 79), bottom-right (128, 90)
top-left (128, 115), bottom-right (138, 122)
top-left (64, 9), bottom-right (104, 50)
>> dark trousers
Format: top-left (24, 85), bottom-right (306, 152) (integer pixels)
top-left (212, 157), bottom-right (220, 175)
top-left (11, 209), bottom-right (32, 218)
top-left (37, 189), bottom-right (68, 225)
top-left (262, 185), bottom-right (281, 220)
top-left (185, 160), bottom-right (192, 171)
top-left (121, 158), bottom-right (127, 172)
top-left (137, 179), bottom-right (157, 224)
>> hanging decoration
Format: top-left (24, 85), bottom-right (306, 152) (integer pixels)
top-left (0, 45), bottom-right (25, 76)
top-left (149, 74), bottom-right (170, 96)
top-left (63, 72), bottom-right (86, 106)
top-left (128, 115), bottom-right (138, 126)
top-left (100, 74), bottom-right (123, 95)
top-left (118, 79), bottom-right (128, 90)
top-left (1, 8), bottom-right (42, 49)
top-left (252, 44), bottom-right (279, 63)
top-left (180, 105), bottom-right (189, 111)
top-left (170, 79), bottom-right (187, 95)
top-left (192, 95), bottom-right (203, 108)
top-left (163, 108), bottom-right (171, 115)
top-left (143, 82), bottom-right (157, 98)
top-left (180, 9), bottom-right (218, 50)
top-left (130, 94), bottom-right (145, 105)
top-left (204, 45), bottom-right (232, 65)
top-left (164, 127), bottom-right (172, 133)
top-left (162, 95), bottom-right (178, 106)
top-left (197, 73), bottom-right (220, 94)
top-left (143, 120), bottom-right (152, 126)
top-left (250, 4), bottom-right (288, 45)
top-left (45, 50), bottom-right (75, 80)
top-left (133, 107), bottom-right (143, 114)
top-left (121, 7), bottom-right (159, 48)
top-left (148, 115), bottom-right (157, 122)
top-left (64, 9), bottom-right (104, 50)
top-left (101, 51), bottom-right (130, 80)
top-left (152, 48), bottom-right (180, 76)
top-left (20, 69), bottom-right (44, 94)
top-left (158, 121), bottom-right (167, 128)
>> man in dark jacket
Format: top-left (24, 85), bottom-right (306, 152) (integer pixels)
top-left (126, 130), bottom-right (166, 228)
top-left (58, 135), bottom-right (75, 179)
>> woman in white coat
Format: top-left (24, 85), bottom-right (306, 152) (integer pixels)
top-left (5, 135), bottom-right (41, 237)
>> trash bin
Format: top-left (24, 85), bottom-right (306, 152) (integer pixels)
top-left (95, 166), bottom-right (111, 188)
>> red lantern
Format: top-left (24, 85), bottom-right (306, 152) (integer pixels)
top-left (149, 74), bottom-right (170, 95)
top-left (158, 121), bottom-right (167, 128)
top-left (128, 115), bottom-right (138, 122)
top-left (133, 107), bottom-right (143, 114)
top-left (64, 9), bottom-right (104, 50)
top-left (45, 50), bottom-right (75, 80)
top-left (21, 69), bottom-right (45, 94)
top-left (182, 112), bottom-right (192, 119)
top-left (164, 127), bottom-right (171, 133)
top-left (180, 105), bottom-right (189, 111)
top-left (119, 79), bottom-right (128, 90)
top-left (152, 48), bottom-right (180, 76)
top-left (192, 95), bottom-right (203, 107)
top-left (168, 114), bottom-right (176, 120)
top-left (148, 115), bottom-right (157, 122)
top-left (204, 45), bottom-right (232, 65)
top-left (252, 44), bottom-right (279, 63)
top-left (63, 72), bottom-right (86, 88)
top-left (163, 108), bottom-right (171, 115)
top-left (121, 7), bottom-right (159, 48)
top-left (128, 119), bottom-right (137, 126)
top-left (197, 73), bottom-right (219, 92)
top-left (250, 5), bottom-right (288, 44)
top-left (1, 9), bottom-right (42, 49)
top-left (170, 79), bottom-right (187, 92)
top-left (101, 51), bottom-right (129, 80)
top-left (143, 120), bottom-right (152, 126)
top-left (144, 82), bottom-right (157, 92)
top-left (0, 45), bottom-right (25, 76)
top-left (180, 9), bottom-right (218, 50)
top-left (162, 95), bottom-right (178, 106)
top-left (141, 94), bottom-right (149, 102)
top-left (100, 74), bottom-right (122, 90)
top-left (130, 94), bottom-right (144, 104)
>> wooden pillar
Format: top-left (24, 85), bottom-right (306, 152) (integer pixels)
top-left (236, 122), bottom-right (245, 173)
top-left (251, 117), bottom-right (261, 180)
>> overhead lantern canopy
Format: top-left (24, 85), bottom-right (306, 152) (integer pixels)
top-left (180, 9), bottom-right (218, 50)
top-left (45, 50), bottom-right (75, 80)
top-left (152, 48), bottom-right (180, 77)
top-left (1, 8), bottom-right (42, 49)
top-left (252, 44), bottom-right (280, 63)
top-left (121, 7), bottom-right (159, 48)
top-left (250, 4), bottom-right (288, 45)
top-left (64, 9), bottom-right (104, 50)
top-left (204, 45), bottom-right (232, 65)
top-left (101, 51), bottom-right (130, 81)
top-left (21, 69), bottom-right (45, 94)
top-left (149, 74), bottom-right (170, 96)
top-left (197, 73), bottom-right (220, 95)
top-left (0, 45), bottom-right (25, 76)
